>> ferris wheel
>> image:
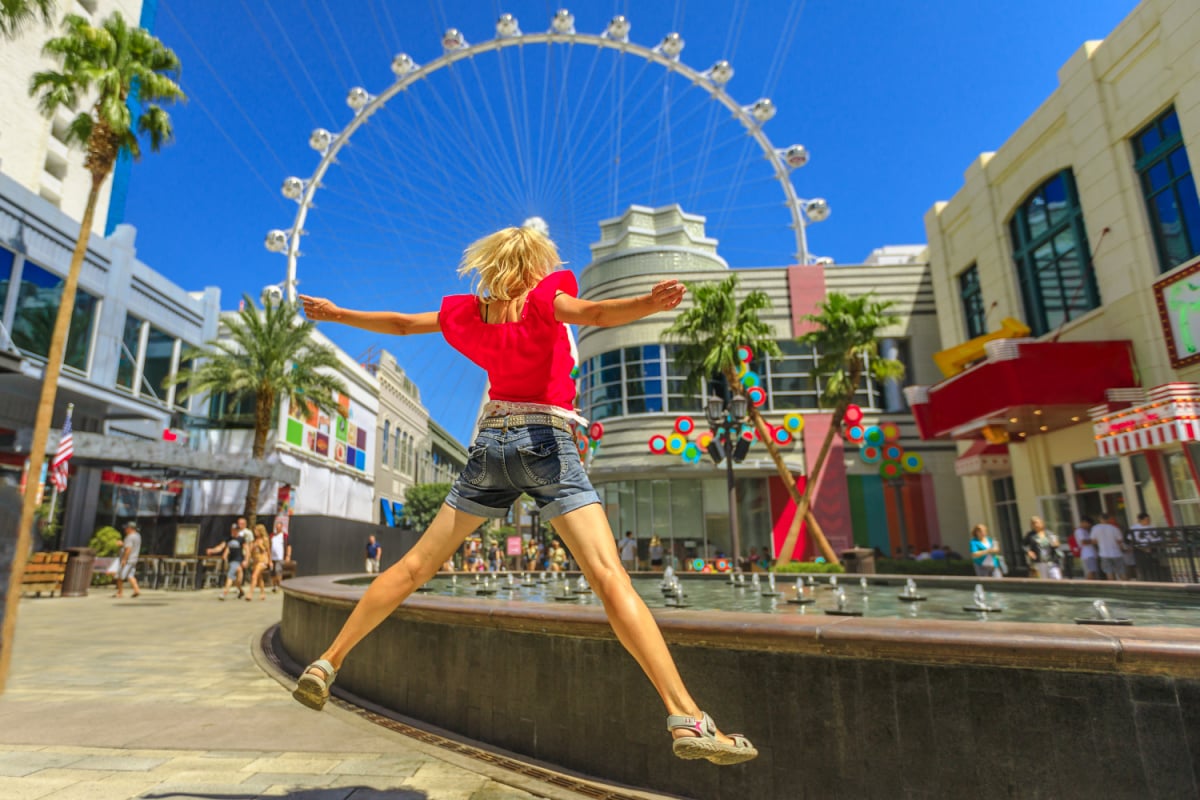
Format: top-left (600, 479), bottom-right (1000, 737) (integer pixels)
top-left (264, 8), bottom-right (830, 306)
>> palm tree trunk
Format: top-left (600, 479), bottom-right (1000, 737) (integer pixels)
top-left (245, 390), bottom-right (275, 528)
top-left (775, 396), bottom-right (852, 566)
top-left (724, 367), bottom-right (839, 566)
top-left (5, 176), bottom-right (102, 691)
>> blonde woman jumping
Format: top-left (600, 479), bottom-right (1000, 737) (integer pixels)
top-left (294, 226), bottom-right (757, 765)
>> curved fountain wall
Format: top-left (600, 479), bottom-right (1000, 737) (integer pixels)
top-left (280, 576), bottom-right (1200, 800)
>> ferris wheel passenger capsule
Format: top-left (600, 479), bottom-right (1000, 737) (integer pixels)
top-left (346, 87), bottom-right (371, 112)
top-left (442, 28), bottom-right (468, 51)
top-left (805, 198), bottom-right (831, 223)
top-left (496, 13), bottom-right (521, 37)
top-left (390, 53), bottom-right (418, 76)
top-left (705, 60), bottom-right (734, 86)
top-left (551, 9), bottom-right (575, 34)
top-left (281, 177), bottom-right (305, 200)
top-left (747, 98), bottom-right (776, 124)
top-left (657, 32), bottom-right (684, 58)
top-left (308, 128), bottom-right (333, 152)
top-left (264, 230), bottom-right (289, 254)
top-left (781, 144), bottom-right (809, 169)
top-left (604, 15), bottom-right (630, 41)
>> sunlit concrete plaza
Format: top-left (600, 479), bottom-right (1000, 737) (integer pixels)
top-left (3, 0), bottom-right (1200, 799)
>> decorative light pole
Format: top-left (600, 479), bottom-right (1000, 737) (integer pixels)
top-left (705, 394), bottom-right (751, 572)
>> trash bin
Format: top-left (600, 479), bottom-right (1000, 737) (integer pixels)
top-left (840, 547), bottom-right (876, 575)
top-left (62, 547), bottom-right (95, 597)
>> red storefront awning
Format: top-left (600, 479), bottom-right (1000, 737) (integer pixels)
top-left (906, 339), bottom-right (1137, 441)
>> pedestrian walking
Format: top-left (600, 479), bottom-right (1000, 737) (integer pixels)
top-left (1075, 517), bottom-right (1099, 579)
top-left (294, 226), bottom-right (755, 764)
top-left (969, 524), bottom-right (1002, 578)
top-left (1090, 515), bottom-right (1129, 581)
top-left (207, 527), bottom-right (245, 600)
top-left (270, 519), bottom-right (291, 592)
top-left (1023, 516), bottom-right (1063, 579)
top-left (112, 521), bottom-right (142, 598)
top-left (619, 531), bottom-right (638, 572)
top-left (246, 524), bottom-right (272, 601)
top-left (365, 535), bottom-right (382, 574)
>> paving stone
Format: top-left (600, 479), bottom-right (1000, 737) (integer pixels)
top-left (326, 756), bottom-right (425, 777)
top-left (241, 755), bottom-right (342, 774)
top-left (0, 775), bottom-right (81, 800)
top-left (69, 754), bottom-right (169, 771)
top-left (0, 750), bottom-right (84, 776)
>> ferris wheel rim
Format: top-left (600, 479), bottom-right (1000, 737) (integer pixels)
top-left (271, 16), bottom-right (825, 302)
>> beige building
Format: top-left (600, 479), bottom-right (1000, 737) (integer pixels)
top-left (366, 350), bottom-right (429, 525)
top-left (578, 205), bottom-right (963, 565)
top-left (916, 0), bottom-right (1200, 567)
top-left (0, 0), bottom-right (144, 233)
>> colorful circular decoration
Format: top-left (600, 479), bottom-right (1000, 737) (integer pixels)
top-left (589, 422), bottom-right (605, 441)
top-left (737, 345), bottom-right (753, 363)
top-left (880, 461), bottom-right (902, 479)
top-left (698, 431), bottom-right (714, 449)
top-left (674, 416), bottom-right (695, 435)
top-left (864, 425), bottom-right (885, 446)
top-left (844, 404), bottom-right (863, 425)
top-left (741, 371), bottom-right (760, 388)
top-left (783, 413), bottom-right (805, 433)
top-left (747, 386), bottom-right (767, 406)
top-left (576, 438), bottom-right (589, 456)
top-left (692, 558), bottom-right (706, 572)
top-left (902, 453), bottom-right (924, 472)
top-left (736, 361), bottom-right (749, 379)
top-left (773, 428), bottom-right (793, 446)
top-left (648, 434), bottom-right (667, 454)
top-left (861, 445), bottom-right (881, 463)
top-left (682, 442), bottom-right (703, 463)
top-left (666, 433), bottom-right (687, 454)
top-left (881, 422), bottom-right (901, 442)
top-left (715, 558), bottom-right (730, 572)
top-left (883, 444), bottom-right (903, 461)
top-left (846, 425), bottom-right (865, 443)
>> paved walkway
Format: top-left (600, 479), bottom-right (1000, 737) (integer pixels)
top-left (0, 589), bottom-right (666, 800)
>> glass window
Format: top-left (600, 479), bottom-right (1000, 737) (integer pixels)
top-left (117, 314), bottom-right (142, 389)
top-left (392, 427), bottom-right (400, 468)
top-left (142, 326), bottom-right (175, 400)
top-left (1130, 453), bottom-right (1167, 526)
top-left (1009, 170), bottom-right (1099, 336)
top-left (1133, 107), bottom-right (1200, 272)
top-left (1166, 450), bottom-right (1200, 525)
top-left (958, 264), bottom-right (986, 338)
top-left (0, 247), bottom-right (13, 318)
top-left (382, 421), bottom-right (390, 468)
top-left (11, 261), bottom-right (98, 371)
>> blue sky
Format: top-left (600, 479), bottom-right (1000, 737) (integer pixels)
top-left (122, 0), bottom-right (1139, 445)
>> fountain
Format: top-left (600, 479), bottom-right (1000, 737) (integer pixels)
top-left (963, 583), bottom-right (1002, 613)
top-left (1075, 599), bottom-right (1133, 626)
top-left (537, 571), bottom-right (550, 584)
top-left (787, 577), bottom-right (814, 605)
top-left (501, 573), bottom-right (517, 591)
top-left (898, 578), bottom-right (926, 602)
top-left (576, 575), bottom-right (592, 594)
top-left (825, 586), bottom-right (863, 617)
top-left (761, 572), bottom-right (782, 598)
top-left (749, 573), bottom-right (761, 593)
top-left (665, 578), bottom-right (690, 608)
top-left (475, 576), bottom-right (497, 596)
top-left (552, 580), bottom-right (577, 601)
top-left (521, 572), bottom-right (536, 586)
top-left (825, 574), bottom-right (839, 591)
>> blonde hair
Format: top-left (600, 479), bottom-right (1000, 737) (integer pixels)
top-left (458, 226), bottom-right (563, 301)
top-left (971, 524), bottom-right (987, 539)
top-left (254, 523), bottom-right (268, 539)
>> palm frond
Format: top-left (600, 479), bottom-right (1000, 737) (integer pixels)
top-left (0, 0), bottom-right (56, 39)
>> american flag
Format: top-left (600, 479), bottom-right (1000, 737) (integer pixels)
top-left (49, 407), bottom-right (73, 492)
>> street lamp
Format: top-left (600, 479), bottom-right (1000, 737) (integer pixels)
top-left (705, 394), bottom-right (751, 572)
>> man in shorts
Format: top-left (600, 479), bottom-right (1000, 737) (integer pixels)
top-left (1074, 517), bottom-right (1098, 580)
top-left (113, 521), bottom-right (142, 598)
top-left (270, 519), bottom-right (291, 592)
top-left (1089, 515), bottom-right (1128, 581)
top-left (619, 531), bottom-right (638, 572)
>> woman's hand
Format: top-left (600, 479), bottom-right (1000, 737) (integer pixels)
top-left (647, 280), bottom-right (686, 311)
top-left (299, 294), bottom-right (341, 322)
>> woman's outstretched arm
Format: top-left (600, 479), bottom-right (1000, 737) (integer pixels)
top-left (553, 279), bottom-right (685, 327)
top-left (299, 295), bottom-right (440, 335)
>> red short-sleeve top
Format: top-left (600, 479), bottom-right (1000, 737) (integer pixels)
top-left (439, 270), bottom-right (578, 410)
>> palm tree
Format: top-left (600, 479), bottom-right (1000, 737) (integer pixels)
top-left (171, 296), bottom-right (350, 526)
top-left (774, 292), bottom-right (904, 566)
top-left (662, 274), bottom-right (841, 565)
top-left (15, 13), bottom-right (183, 589)
top-left (0, 0), bottom-right (56, 39)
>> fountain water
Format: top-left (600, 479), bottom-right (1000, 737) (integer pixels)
top-left (1075, 598), bottom-right (1133, 626)
top-left (963, 583), bottom-right (1002, 613)
top-left (476, 576), bottom-right (498, 595)
top-left (898, 578), bottom-right (926, 602)
top-left (750, 573), bottom-right (761, 593)
top-left (826, 585), bottom-right (863, 617)
top-left (576, 575), bottom-right (592, 594)
top-left (761, 572), bottom-right (782, 598)
top-left (787, 577), bottom-right (814, 605)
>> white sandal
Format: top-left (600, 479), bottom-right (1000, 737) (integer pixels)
top-left (668, 711), bottom-right (758, 765)
top-left (292, 659), bottom-right (336, 711)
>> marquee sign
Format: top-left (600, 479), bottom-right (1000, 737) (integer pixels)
top-left (1091, 383), bottom-right (1200, 456)
top-left (1154, 260), bottom-right (1200, 369)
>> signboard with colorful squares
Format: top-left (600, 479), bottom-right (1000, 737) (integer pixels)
top-left (284, 393), bottom-right (372, 473)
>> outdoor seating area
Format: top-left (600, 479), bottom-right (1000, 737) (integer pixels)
top-left (128, 555), bottom-right (225, 591)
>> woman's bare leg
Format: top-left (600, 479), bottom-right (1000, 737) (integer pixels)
top-left (550, 503), bottom-right (736, 744)
top-left (311, 503), bottom-right (486, 671)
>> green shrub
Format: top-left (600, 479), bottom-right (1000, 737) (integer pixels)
top-left (772, 561), bottom-right (846, 574)
top-left (875, 558), bottom-right (975, 576)
top-left (89, 526), bottom-right (123, 557)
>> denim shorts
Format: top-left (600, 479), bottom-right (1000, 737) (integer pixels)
top-left (446, 424), bottom-right (600, 521)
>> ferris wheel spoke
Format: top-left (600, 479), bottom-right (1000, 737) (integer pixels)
top-left (493, 46), bottom-right (532, 206)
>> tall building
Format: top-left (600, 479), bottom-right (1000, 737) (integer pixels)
top-left (914, 0), bottom-right (1200, 568)
top-left (576, 205), bottom-right (963, 565)
top-left (0, 0), bottom-right (149, 235)
top-left (367, 350), bottom-right (429, 524)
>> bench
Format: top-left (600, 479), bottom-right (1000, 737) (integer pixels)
top-left (21, 551), bottom-right (68, 597)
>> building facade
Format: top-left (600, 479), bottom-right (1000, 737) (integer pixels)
top-left (577, 205), bottom-right (964, 566)
top-left (916, 0), bottom-right (1200, 567)
top-left (368, 350), bottom-right (429, 524)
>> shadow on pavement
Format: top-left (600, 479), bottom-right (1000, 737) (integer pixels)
top-left (142, 788), bottom-right (428, 799)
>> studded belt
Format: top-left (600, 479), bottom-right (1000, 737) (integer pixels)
top-left (478, 414), bottom-right (573, 433)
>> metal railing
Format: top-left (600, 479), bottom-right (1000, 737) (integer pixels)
top-left (1125, 527), bottom-right (1200, 584)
